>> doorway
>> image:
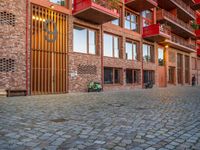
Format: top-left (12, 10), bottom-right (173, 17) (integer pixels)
top-left (31, 5), bottom-right (67, 94)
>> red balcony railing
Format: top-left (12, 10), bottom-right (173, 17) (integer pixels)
top-left (171, 34), bottom-right (196, 50)
top-left (142, 24), bottom-right (171, 42)
top-left (73, 0), bottom-right (119, 24)
top-left (197, 49), bottom-right (200, 56)
top-left (197, 15), bottom-right (200, 25)
top-left (192, 0), bottom-right (200, 10)
top-left (172, 0), bottom-right (195, 18)
top-left (125, 0), bottom-right (157, 12)
top-left (196, 29), bottom-right (200, 38)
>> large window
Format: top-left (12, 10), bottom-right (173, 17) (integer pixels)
top-left (126, 69), bottom-right (140, 84)
top-left (158, 48), bottom-right (164, 66)
top-left (142, 10), bottom-right (153, 27)
top-left (125, 41), bottom-right (139, 61)
top-left (104, 67), bottom-right (121, 84)
top-left (50, 0), bottom-right (65, 6)
top-left (143, 70), bottom-right (155, 84)
top-left (143, 44), bottom-right (154, 63)
top-left (73, 26), bottom-right (96, 54)
top-left (104, 34), bottom-right (120, 58)
top-left (125, 11), bottom-right (139, 32)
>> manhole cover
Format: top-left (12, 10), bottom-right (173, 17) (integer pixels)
top-left (50, 118), bottom-right (66, 123)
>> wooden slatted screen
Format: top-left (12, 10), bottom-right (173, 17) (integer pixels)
top-left (31, 5), bottom-right (67, 94)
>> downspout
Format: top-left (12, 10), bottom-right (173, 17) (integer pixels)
top-left (26, 0), bottom-right (29, 95)
top-left (101, 25), bottom-right (104, 91)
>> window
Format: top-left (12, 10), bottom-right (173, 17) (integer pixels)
top-left (112, 19), bottom-right (120, 26)
top-left (158, 48), bottom-right (164, 66)
top-left (134, 70), bottom-right (140, 84)
top-left (143, 44), bottom-right (154, 63)
top-left (126, 69), bottom-right (140, 84)
top-left (73, 26), bottom-right (96, 54)
top-left (143, 70), bottom-right (155, 84)
top-left (104, 67), bottom-right (122, 84)
top-left (125, 11), bottom-right (138, 32)
top-left (126, 69), bottom-right (133, 84)
top-left (50, 0), bottom-right (65, 6)
top-left (104, 34), bottom-right (120, 58)
top-left (142, 10), bottom-right (153, 27)
top-left (125, 41), bottom-right (139, 61)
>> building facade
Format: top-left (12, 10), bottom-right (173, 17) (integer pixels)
top-left (0, 0), bottom-right (200, 95)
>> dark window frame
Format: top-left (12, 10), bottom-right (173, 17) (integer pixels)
top-left (126, 69), bottom-right (141, 84)
top-left (104, 67), bottom-right (122, 85)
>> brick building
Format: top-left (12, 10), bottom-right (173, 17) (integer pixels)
top-left (0, 0), bottom-right (200, 95)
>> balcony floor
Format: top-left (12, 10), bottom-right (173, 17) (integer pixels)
top-left (126, 0), bottom-right (157, 12)
top-left (73, 4), bottom-right (119, 24)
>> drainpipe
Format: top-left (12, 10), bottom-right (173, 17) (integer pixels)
top-left (26, 0), bottom-right (29, 95)
top-left (101, 25), bottom-right (104, 91)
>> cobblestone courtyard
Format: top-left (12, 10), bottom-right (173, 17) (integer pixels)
top-left (0, 87), bottom-right (200, 150)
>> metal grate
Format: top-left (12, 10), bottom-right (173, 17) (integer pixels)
top-left (78, 64), bottom-right (97, 75)
top-left (0, 11), bottom-right (16, 26)
top-left (0, 58), bottom-right (15, 72)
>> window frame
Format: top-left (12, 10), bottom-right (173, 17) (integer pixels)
top-left (125, 40), bottom-right (140, 61)
top-left (73, 25), bottom-right (97, 55)
top-left (143, 43), bottom-right (154, 63)
top-left (104, 67), bottom-right (122, 85)
top-left (125, 10), bottom-right (139, 32)
top-left (126, 69), bottom-right (140, 84)
top-left (103, 33), bottom-right (121, 58)
top-left (142, 10), bottom-right (154, 27)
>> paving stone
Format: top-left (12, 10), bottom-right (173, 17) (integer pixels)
top-left (0, 87), bottom-right (200, 150)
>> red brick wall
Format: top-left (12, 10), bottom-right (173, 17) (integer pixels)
top-left (0, 0), bottom-right (27, 91)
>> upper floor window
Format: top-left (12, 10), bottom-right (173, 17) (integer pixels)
top-left (125, 11), bottom-right (139, 32)
top-left (73, 26), bottom-right (96, 54)
top-left (49, 0), bottom-right (66, 6)
top-left (125, 41), bottom-right (139, 61)
top-left (142, 10), bottom-right (153, 27)
top-left (104, 33), bottom-right (120, 58)
top-left (143, 44), bottom-right (154, 63)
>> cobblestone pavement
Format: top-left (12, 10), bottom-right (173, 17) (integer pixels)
top-left (0, 87), bottom-right (200, 150)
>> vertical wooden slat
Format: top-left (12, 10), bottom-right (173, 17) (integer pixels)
top-left (31, 5), bottom-right (67, 94)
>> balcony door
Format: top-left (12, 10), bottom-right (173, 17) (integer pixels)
top-left (31, 5), bottom-right (67, 94)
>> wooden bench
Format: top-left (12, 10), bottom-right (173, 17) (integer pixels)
top-left (6, 89), bottom-right (27, 97)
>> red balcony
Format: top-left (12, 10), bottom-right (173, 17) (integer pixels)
top-left (142, 24), bottom-right (171, 42)
top-left (72, 0), bottom-right (119, 24)
top-left (125, 0), bottom-right (157, 12)
top-left (195, 29), bottom-right (200, 38)
top-left (192, 0), bottom-right (200, 10)
top-left (197, 15), bottom-right (200, 25)
top-left (197, 49), bottom-right (200, 56)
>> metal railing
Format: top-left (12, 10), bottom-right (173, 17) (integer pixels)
top-left (157, 9), bottom-right (194, 33)
top-left (171, 34), bottom-right (196, 50)
top-left (172, 0), bottom-right (195, 17)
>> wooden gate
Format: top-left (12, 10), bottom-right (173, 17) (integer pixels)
top-left (31, 5), bottom-right (67, 94)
